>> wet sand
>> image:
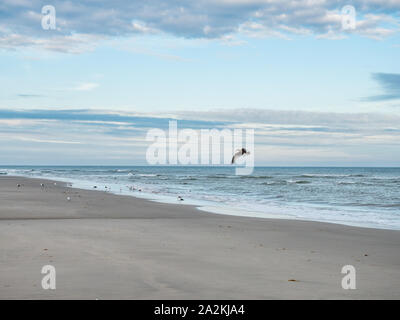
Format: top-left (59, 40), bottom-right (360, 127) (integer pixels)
top-left (0, 176), bottom-right (399, 299)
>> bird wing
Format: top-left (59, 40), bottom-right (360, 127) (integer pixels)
top-left (231, 150), bottom-right (242, 164)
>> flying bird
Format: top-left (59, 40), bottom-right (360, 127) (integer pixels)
top-left (231, 148), bottom-right (250, 164)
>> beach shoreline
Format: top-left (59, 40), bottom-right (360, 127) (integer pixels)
top-left (0, 175), bottom-right (399, 299)
top-left (3, 166), bottom-right (399, 231)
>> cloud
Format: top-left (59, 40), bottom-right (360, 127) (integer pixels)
top-left (0, 108), bottom-right (399, 165)
top-left (120, 45), bottom-right (191, 62)
top-left (170, 108), bottom-right (400, 129)
top-left (316, 28), bottom-right (347, 40)
top-left (17, 94), bottom-right (44, 98)
top-left (73, 82), bottom-right (99, 91)
top-left (14, 136), bottom-right (82, 144)
top-left (365, 73), bottom-right (400, 101)
top-left (0, 0), bottom-right (399, 53)
top-left (0, 108), bottom-right (228, 129)
top-left (1, 107), bottom-right (399, 136)
top-left (0, 32), bottom-right (104, 54)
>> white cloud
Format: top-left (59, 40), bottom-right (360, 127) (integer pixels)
top-left (0, 108), bottom-right (399, 165)
top-left (237, 21), bottom-right (290, 39)
top-left (170, 108), bottom-right (400, 129)
top-left (131, 20), bottom-right (158, 34)
top-left (73, 83), bottom-right (99, 91)
top-left (0, 0), bottom-right (398, 53)
top-left (0, 33), bottom-right (105, 54)
top-left (316, 28), bottom-right (347, 40)
top-left (14, 136), bottom-right (82, 144)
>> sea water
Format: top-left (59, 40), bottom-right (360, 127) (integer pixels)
top-left (1, 166), bottom-right (399, 230)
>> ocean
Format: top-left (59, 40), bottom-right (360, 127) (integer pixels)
top-left (1, 166), bottom-right (399, 230)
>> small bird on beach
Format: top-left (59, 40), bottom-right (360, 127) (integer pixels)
top-left (177, 196), bottom-right (184, 201)
top-left (231, 148), bottom-right (250, 164)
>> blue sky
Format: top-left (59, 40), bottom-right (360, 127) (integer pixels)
top-left (0, 0), bottom-right (399, 165)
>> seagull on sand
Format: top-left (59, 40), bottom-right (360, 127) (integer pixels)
top-left (231, 148), bottom-right (250, 164)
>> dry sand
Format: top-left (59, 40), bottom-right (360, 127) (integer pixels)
top-left (0, 176), bottom-right (399, 299)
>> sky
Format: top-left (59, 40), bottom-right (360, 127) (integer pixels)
top-left (0, 0), bottom-right (399, 166)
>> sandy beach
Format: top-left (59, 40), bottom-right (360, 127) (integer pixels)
top-left (0, 175), bottom-right (399, 299)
